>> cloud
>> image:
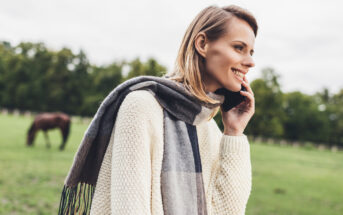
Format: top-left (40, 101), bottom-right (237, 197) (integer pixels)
top-left (0, 0), bottom-right (342, 94)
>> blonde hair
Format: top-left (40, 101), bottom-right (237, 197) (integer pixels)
top-left (165, 5), bottom-right (258, 119)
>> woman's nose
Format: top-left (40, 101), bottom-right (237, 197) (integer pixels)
top-left (243, 55), bottom-right (255, 68)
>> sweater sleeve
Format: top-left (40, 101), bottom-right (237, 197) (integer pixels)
top-left (109, 91), bottom-right (154, 214)
top-left (209, 132), bottom-right (252, 215)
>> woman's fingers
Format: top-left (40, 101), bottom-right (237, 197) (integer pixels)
top-left (240, 90), bottom-right (254, 103)
top-left (243, 75), bottom-right (250, 84)
top-left (242, 81), bottom-right (253, 95)
top-left (240, 90), bottom-right (255, 109)
top-left (242, 76), bottom-right (254, 96)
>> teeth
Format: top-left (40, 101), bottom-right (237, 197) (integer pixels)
top-left (232, 69), bottom-right (244, 78)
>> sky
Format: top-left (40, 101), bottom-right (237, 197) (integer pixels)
top-left (1, 0), bottom-right (342, 95)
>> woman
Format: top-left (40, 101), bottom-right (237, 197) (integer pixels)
top-left (58, 4), bottom-right (257, 215)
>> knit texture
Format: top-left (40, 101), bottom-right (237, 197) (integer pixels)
top-left (90, 90), bottom-right (252, 215)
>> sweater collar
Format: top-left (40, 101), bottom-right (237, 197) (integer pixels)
top-left (169, 79), bottom-right (224, 125)
top-left (192, 91), bottom-right (224, 125)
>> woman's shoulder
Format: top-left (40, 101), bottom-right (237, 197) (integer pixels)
top-left (123, 89), bottom-right (161, 106)
top-left (119, 90), bottom-right (163, 117)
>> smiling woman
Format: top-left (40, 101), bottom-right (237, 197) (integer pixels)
top-left (58, 4), bottom-right (258, 215)
top-left (167, 5), bottom-right (257, 119)
top-left (195, 17), bottom-right (256, 93)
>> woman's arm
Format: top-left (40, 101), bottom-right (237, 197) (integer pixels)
top-left (110, 91), bottom-right (153, 214)
top-left (91, 91), bottom-right (153, 215)
top-left (209, 134), bottom-right (252, 215)
top-left (207, 75), bottom-right (254, 214)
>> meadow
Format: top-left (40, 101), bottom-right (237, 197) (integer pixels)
top-left (0, 114), bottom-right (342, 215)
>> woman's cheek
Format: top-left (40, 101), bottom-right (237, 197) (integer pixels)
top-left (226, 52), bottom-right (241, 65)
top-left (205, 56), bottom-right (221, 75)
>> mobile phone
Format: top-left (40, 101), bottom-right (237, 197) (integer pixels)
top-left (214, 85), bottom-right (247, 112)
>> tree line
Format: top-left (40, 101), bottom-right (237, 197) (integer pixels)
top-left (0, 41), bottom-right (166, 116)
top-left (0, 41), bottom-right (342, 146)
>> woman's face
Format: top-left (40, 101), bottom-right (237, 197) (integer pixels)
top-left (201, 17), bottom-right (256, 92)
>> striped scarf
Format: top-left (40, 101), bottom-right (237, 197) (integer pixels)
top-left (58, 75), bottom-right (224, 214)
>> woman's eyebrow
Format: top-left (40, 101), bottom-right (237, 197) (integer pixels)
top-left (232, 40), bottom-right (254, 54)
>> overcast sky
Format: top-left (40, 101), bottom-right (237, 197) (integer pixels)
top-left (1, 0), bottom-right (342, 95)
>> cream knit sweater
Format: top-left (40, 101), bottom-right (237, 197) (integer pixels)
top-left (90, 90), bottom-right (252, 215)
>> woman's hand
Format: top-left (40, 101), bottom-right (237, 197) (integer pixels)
top-left (221, 76), bottom-right (255, 136)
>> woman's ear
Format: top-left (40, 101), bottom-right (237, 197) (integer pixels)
top-left (194, 32), bottom-right (208, 58)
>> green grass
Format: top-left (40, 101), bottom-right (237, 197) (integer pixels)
top-left (247, 143), bottom-right (343, 215)
top-left (0, 114), bottom-right (342, 214)
top-left (0, 114), bottom-right (88, 215)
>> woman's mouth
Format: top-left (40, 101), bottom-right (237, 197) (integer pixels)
top-left (231, 68), bottom-right (245, 81)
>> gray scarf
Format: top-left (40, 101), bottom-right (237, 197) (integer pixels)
top-left (58, 75), bottom-right (224, 215)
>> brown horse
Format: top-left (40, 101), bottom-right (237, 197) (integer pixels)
top-left (27, 112), bottom-right (71, 150)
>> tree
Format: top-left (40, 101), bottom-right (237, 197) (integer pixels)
top-left (125, 57), bottom-right (166, 81)
top-left (328, 89), bottom-right (343, 145)
top-left (245, 67), bottom-right (284, 138)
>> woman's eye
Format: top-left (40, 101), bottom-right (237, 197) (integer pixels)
top-left (234, 45), bottom-right (244, 51)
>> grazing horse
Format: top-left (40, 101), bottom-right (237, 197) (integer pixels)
top-left (27, 112), bottom-right (71, 150)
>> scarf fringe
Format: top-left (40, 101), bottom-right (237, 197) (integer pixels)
top-left (58, 183), bottom-right (95, 215)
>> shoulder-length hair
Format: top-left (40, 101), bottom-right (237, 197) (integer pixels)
top-left (165, 5), bottom-right (258, 119)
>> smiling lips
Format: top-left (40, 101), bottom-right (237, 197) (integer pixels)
top-left (231, 68), bottom-right (245, 81)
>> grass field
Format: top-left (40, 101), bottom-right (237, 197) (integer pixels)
top-left (0, 114), bottom-right (342, 215)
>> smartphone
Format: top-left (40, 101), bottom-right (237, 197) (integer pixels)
top-left (214, 85), bottom-right (247, 112)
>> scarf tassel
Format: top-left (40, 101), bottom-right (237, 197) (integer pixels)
top-left (58, 183), bottom-right (95, 215)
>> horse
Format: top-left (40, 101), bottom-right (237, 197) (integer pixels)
top-left (27, 112), bottom-right (71, 150)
